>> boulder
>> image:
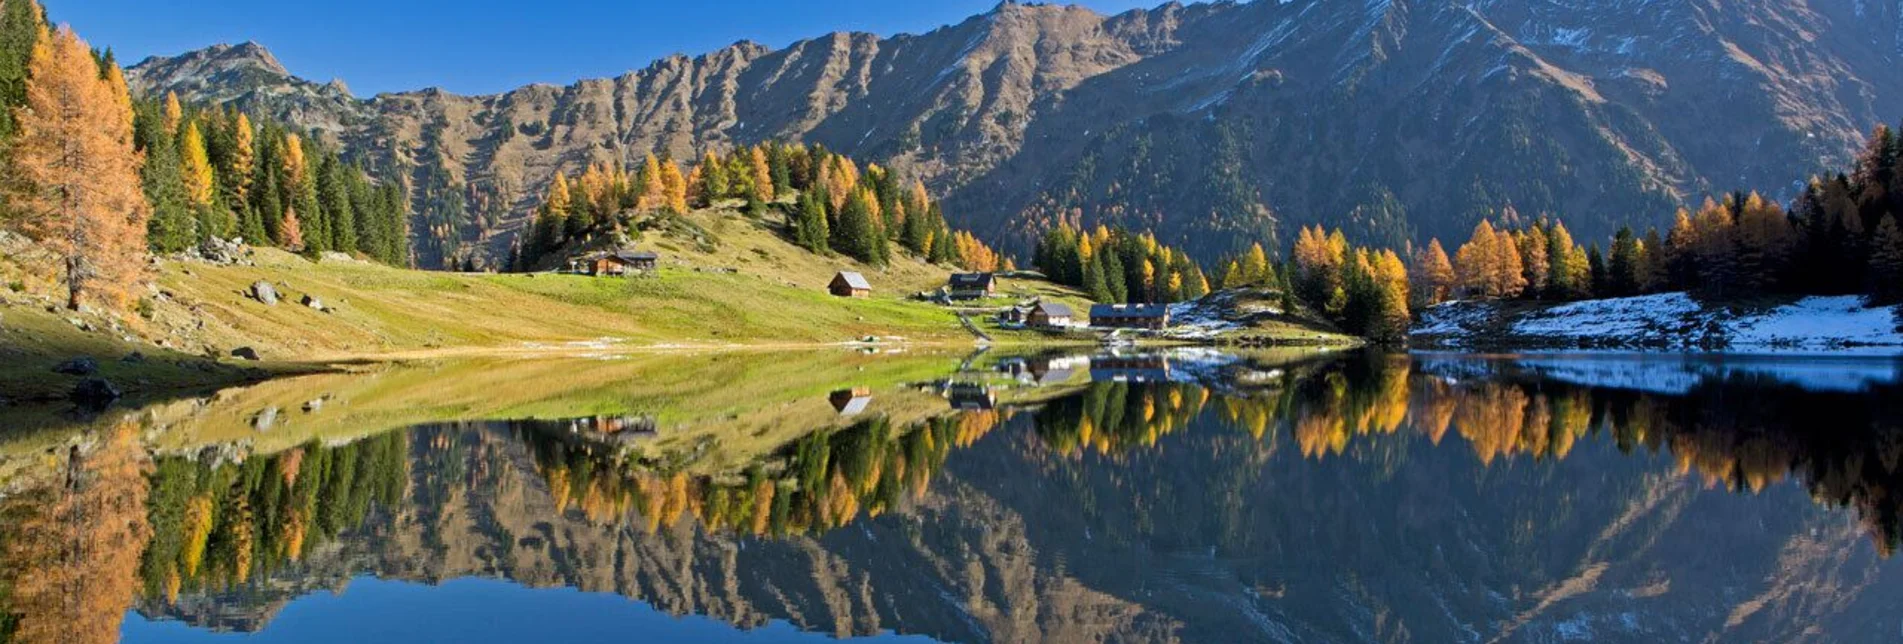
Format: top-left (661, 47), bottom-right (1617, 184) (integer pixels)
top-left (231, 347), bottom-right (261, 361)
top-left (121, 352), bottom-right (146, 364)
top-left (300, 294), bottom-right (325, 311)
top-left (249, 281), bottom-right (279, 305)
top-left (70, 378), bottom-right (121, 407)
top-left (52, 356), bottom-right (98, 376)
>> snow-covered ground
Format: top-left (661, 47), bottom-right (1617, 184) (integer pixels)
top-left (1165, 299), bottom-right (1244, 340)
top-left (1415, 293), bottom-right (1903, 355)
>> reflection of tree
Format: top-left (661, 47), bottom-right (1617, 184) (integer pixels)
top-left (1405, 367), bottom-right (1903, 555)
top-left (1034, 382), bottom-right (1210, 456)
top-left (516, 410), bottom-right (1003, 538)
top-left (0, 420), bottom-right (152, 644)
top-left (1021, 353), bottom-right (1903, 556)
top-left (138, 432), bottom-right (408, 606)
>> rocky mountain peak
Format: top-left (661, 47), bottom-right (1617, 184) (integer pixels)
top-left (124, 1), bottom-right (1903, 270)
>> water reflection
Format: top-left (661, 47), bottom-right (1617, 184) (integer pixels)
top-left (0, 350), bottom-right (1900, 642)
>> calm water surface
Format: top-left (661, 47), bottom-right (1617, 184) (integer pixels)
top-left (2, 349), bottom-right (1901, 643)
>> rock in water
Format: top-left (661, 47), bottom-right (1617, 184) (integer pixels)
top-left (70, 378), bottom-right (121, 407)
top-left (250, 281), bottom-right (279, 305)
top-left (231, 347), bottom-right (261, 361)
top-left (52, 357), bottom-right (98, 376)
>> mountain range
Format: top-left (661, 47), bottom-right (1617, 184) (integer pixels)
top-left (124, 0), bottom-right (1903, 269)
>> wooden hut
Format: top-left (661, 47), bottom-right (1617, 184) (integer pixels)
top-left (947, 273), bottom-right (997, 300)
top-left (829, 271), bottom-right (872, 298)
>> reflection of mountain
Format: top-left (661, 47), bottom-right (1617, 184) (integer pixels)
top-left (82, 354), bottom-right (1903, 641)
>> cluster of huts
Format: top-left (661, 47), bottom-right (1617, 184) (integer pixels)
top-left (826, 269), bottom-right (1175, 332)
top-left (565, 248), bottom-right (659, 276)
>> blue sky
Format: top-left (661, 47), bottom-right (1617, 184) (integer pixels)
top-left (45, 0), bottom-right (1166, 97)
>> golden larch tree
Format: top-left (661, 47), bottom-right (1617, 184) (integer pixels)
top-left (9, 26), bottom-right (149, 311)
top-left (749, 146), bottom-right (774, 202)
top-left (661, 159), bottom-right (688, 213)
top-left (161, 90), bottom-right (182, 131)
top-left (229, 111), bottom-right (254, 201)
top-left (179, 121), bottom-right (214, 208)
top-left (1410, 238), bottom-right (1456, 306)
top-left (637, 153), bottom-right (666, 211)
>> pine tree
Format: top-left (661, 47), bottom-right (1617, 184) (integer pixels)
top-left (1083, 252), bottom-right (1113, 303)
top-left (1639, 228), bottom-right (1666, 293)
top-left (834, 188), bottom-right (885, 266)
top-left (8, 26), bottom-right (149, 310)
top-left (794, 188), bottom-right (829, 253)
top-left (1515, 226), bottom-right (1549, 298)
top-left (1608, 226), bottom-right (1642, 296)
top-left (699, 151), bottom-right (729, 202)
top-left (0, 0), bottom-right (44, 145)
top-left (1587, 244), bottom-right (1607, 297)
top-left (291, 137), bottom-right (325, 254)
top-left (135, 99), bottom-right (193, 252)
top-left (318, 156), bottom-right (354, 253)
top-left (1546, 222), bottom-right (1590, 300)
top-left (1871, 214), bottom-right (1903, 305)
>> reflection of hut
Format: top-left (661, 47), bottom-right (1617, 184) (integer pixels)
top-left (1000, 355), bottom-right (1088, 386)
top-left (829, 387), bottom-right (873, 415)
top-left (1090, 355), bottom-right (1172, 382)
top-left (948, 382), bottom-right (997, 410)
top-left (1089, 303), bottom-right (1171, 330)
top-left (565, 415), bottom-right (659, 446)
top-left (829, 271), bottom-right (872, 298)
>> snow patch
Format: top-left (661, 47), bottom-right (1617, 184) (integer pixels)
top-left (1727, 296), bottom-right (1902, 352)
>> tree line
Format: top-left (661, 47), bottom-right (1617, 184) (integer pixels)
top-left (137, 93), bottom-right (408, 264)
top-left (1032, 225), bottom-right (1211, 305)
top-left (512, 141), bottom-right (1005, 273)
top-left (1410, 124), bottom-right (1903, 309)
top-left (0, 0), bottom-right (409, 315)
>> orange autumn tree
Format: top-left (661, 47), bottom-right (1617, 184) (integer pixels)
top-left (8, 25), bottom-right (148, 311)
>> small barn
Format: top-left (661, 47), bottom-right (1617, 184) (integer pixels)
top-left (1090, 303), bottom-right (1171, 330)
top-left (830, 271), bottom-right (872, 298)
top-left (947, 273), bottom-right (997, 300)
top-left (1028, 302), bottom-right (1074, 329)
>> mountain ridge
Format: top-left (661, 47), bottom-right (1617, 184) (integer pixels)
top-left (126, 0), bottom-right (1903, 269)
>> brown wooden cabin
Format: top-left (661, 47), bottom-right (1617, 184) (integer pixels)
top-left (1028, 302), bottom-right (1075, 329)
top-left (830, 271), bottom-right (872, 298)
top-left (947, 272), bottom-right (997, 300)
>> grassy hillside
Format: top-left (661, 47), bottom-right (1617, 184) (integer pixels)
top-left (0, 206), bottom-right (1107, 402)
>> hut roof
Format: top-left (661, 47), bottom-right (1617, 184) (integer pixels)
top-left (834, 271), bottom-right (872, 290)
top-left (1089, 303), bottom-right (1170, 318)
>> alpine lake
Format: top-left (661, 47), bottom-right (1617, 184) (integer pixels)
top-left (2, 347), bottom-right (1901, 643)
